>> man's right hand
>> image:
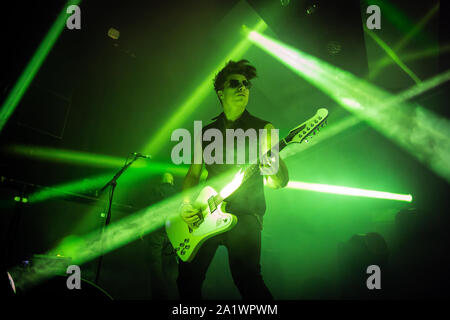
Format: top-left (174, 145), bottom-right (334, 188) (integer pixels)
top-left (180, 203), bottom-right (202, 225)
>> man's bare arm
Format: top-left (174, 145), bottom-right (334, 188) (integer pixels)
top-left (182, 163), bottom-right (203, 199)
top-left (261, 123), bottom-right (289, 189)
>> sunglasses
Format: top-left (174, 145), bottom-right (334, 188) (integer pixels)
top-left (227, 79), bottom-right (252, 89)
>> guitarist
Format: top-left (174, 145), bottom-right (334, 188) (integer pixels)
top-left (178, 60), bottom-right (289, 300)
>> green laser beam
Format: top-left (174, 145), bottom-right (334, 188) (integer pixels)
top-left (374, 44), bottom-right (450, 71)
top-left (6, 145), bottom-right (190, 203)
top-left (366, 2), bottom-right (439, 81)
top-left (0, 0), bottom-right (81, 133)
top-left (8, 166), bottom-right (245, 291)
top-left (392, 2), bottom-right (439, 53)
top-left (287, 181), bottom-right (412, 202)
top-left (9, 144), bottom-right (132, 168)
top-left (141, 19), bottom-right (267, 155)
top-left (282, 69), bottom-right (450, 158)
top-left (365, 28), bottom-right (421, 84)
top-left (248, 30), bottom-right (450, 183)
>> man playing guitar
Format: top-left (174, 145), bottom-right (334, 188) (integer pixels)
top-left (177, 59), bottom-right (289, 300)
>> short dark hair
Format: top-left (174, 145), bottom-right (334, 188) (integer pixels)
top-left (213, 59), bottom-right (257, 95)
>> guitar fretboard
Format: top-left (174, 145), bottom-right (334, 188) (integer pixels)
top-left (211, 138), bottom-right (289, 206)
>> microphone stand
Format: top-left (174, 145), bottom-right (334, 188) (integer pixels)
top-left (94, 154), bottom-right (140, 285)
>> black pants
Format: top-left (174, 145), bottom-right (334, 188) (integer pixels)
top-left (177, 214), bottom-right (273, 300)
top-left (146, 227), bottom-right (179, 299)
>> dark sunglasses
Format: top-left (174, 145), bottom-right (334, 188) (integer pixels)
top-left (227, 79), bottom-right (252, 89)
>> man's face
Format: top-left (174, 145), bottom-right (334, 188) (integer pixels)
top-left (218, 74), bottom-right (250, 109)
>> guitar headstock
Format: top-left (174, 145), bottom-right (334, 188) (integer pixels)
top-left (284, 108), bottom-right (328, 145)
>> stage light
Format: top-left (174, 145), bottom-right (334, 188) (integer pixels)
top-left (107, 27), bottom-right (120, 40)
top-left (13, 196), bottom-right (28, 203)
top-left (287, 181), bottom-right (413, 202)
top-left (306, 3), bottom-right (318, 15)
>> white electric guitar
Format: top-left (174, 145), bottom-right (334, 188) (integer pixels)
top-left (165, 108), bottom-right (329, 262)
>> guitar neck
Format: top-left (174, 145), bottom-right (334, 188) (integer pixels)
top-left (212, 138), bottom-right (288, 206)
top-left (207, 108), bottom-right (328, 224)
top-left (240, 138), bottom-right (288, 186)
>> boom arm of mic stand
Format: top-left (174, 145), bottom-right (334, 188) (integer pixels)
top-left (99, 156), bottom-right (138, 193)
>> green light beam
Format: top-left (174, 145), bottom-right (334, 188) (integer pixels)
top-left (367, 2), bottom-right (439, 80)
top-left (0, 0), bottom-right (81, 133)
top-left (392, 2), bottom-right (439, 53)
top-left (287, 181), bottom-right (412, 202)
top-left (141, 20), bottom-right (267, 155)
top-left (8, 144), bottom-right (188, 172)
top-left (281, 69), bottom-right (450, 159)
top-left (375, 44), bottom-right (450, 71)
top-left (28, 173), bottom-right (114, 203)
top-left (248, 31), bottom-right (450, 183)
top-left (6, 145), bottom-right (189, 202)
top-left (9, 144), bottom-right (133, 168)
top-left (26, 163), bottom-right (189, 204)
top-left (8, 167), bottom-right (244, 291)
top-left (365, 28), bottom-right (421, 84)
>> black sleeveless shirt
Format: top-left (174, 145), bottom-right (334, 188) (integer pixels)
top-left (201, 109), bottom-right (270, 219)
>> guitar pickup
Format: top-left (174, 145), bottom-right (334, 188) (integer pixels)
top-left (208, 197), bottom-right (217, 212)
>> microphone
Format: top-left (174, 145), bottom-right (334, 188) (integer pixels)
top-left (132, 152), bottom-right (152, 159)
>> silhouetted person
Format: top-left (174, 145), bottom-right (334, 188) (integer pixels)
top-left (337, 232), bottom-right (389, 299)
top-left (144, 172), bottom-right (178, 299)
